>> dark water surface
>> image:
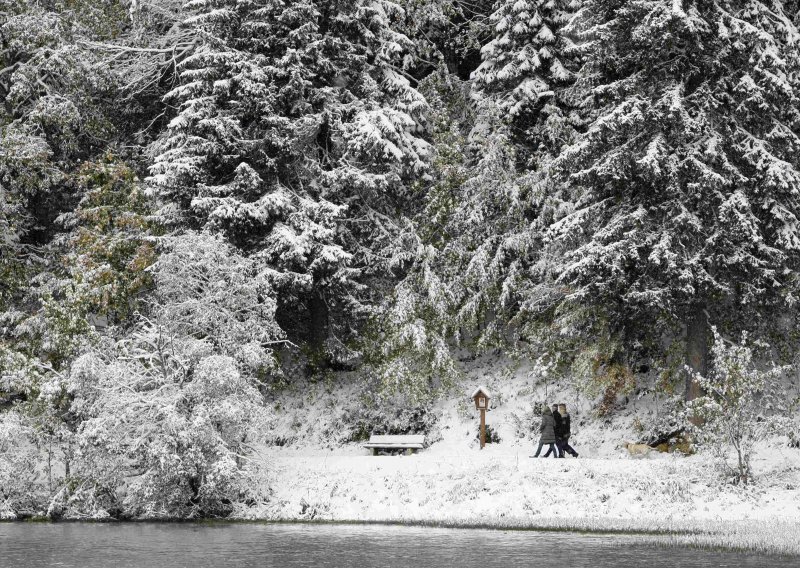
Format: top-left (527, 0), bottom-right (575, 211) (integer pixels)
top-left (0, 522), bottom-right (793, 567)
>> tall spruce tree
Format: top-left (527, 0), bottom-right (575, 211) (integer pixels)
top-left (397, 0), bottom-right (582, 356)
top-left (472, 0), bottom-right (580, 167)
top-left (546, 0), bottom-right (800, 399)
top-left (149, 0), bottom-right (430, 361)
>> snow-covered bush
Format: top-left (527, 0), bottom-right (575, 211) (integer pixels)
top-left (340, 392), bottom-right (438, 443)
top-left (689, 329), bottom-right (786, 484)
top-left (68, 341), bottom-right (270, 518)
top-left (475, 423), bottom-right (500, 445)
top-left (0, 410), bottom-right (42, 519)
top-left (638, 393), bottom-right (687, 449)
top-left (152, 232), bottom-right (283, 371)
top-left (50, 232), bottom-right (280, 518)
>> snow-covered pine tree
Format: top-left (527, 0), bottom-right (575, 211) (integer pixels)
top-left (365, 71), bottom-right (540, 397)
top-left (546, 0), bottom-right (800, 400)
top-left (0, 183), bottom-right (25, 313)
top-left (399, 0), bottom-right (496, 79)
top-left (384, 0), bottom-right (584, 364)
top-left (472, 0), bottom-right (581, 167)
top-left (439, 97), bottom-right (532, 350)
top-left (383, 0), bottom-right (583, 361)
top-left (149, 0), bottom-right (431, 362)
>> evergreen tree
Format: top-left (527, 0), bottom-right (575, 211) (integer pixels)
top-left (149, 0), bottom-right (431, 361)
top-left (399, 0), bottom-right (496, 79)
top-left (545, 0), bottom-right (800, 398)
top-left (472, 0), bottom-right (581, 166)
top-left (0, 184), bottom-right (24, 313)
top-left (379, 0), bottom-right (584, 368)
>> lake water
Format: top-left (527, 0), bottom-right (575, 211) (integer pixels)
top-left (0, 522), bottom-right (794, 567)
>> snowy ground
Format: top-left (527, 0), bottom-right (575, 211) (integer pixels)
top-left (252, 447), bottom-right (800, 527)
top-left (243, 355), bottom-right (800, 555)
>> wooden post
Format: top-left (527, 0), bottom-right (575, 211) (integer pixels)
top-left (480, 408), bottom-right (486, 449)
top-left (472, 386), bottom-right (491, 450)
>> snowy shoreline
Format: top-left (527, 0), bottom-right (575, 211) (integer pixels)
top-left (237, 445), bottom-right (800, 556)
top-left (232, 356), bottom-right (800, 557)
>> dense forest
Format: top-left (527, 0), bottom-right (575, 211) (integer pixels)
top-left (2, 0), bottom-right (800, 518)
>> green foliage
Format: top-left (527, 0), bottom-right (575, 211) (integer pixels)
top-left (476, 423), bottom-right (501, 444)
top-left (1, 155), bottom-right (156, 377)
top-left (63, 156), bottom-right (158, 323)
top-left (360, 244), bottom-right (460, 404)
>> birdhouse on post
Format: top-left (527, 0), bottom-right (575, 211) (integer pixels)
top-left (471, 386), bottom-right (491, 449)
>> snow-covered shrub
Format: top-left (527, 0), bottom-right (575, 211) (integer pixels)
top-left (153, 232), bottom-right (283, 364)
top-left (55, 232), bottom-right (280, 518)
top-left (639, 394), bottom-right (686, 448)
top-left (475, 424), bottom-right (501, 444)
top-left (0, 410), bottom-right (42, 519)
top-left (456, 397), bottom-right (472, 421)
top-left (340, 392), bottom-right (437, 443)
top-left (689, 329), bottom-right (786, 484)
top-left (69, 345), bottom-right (269, 518)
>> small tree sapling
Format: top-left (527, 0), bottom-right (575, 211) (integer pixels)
top-left (689, 328), bottom-right (786, 485)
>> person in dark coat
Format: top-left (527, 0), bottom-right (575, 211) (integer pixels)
top-left (552, 404), bottom-right (565, 458)
top-left (533, 405), bottom-right (558, 458)
top-left (558, 403), bottom-right (579, 458)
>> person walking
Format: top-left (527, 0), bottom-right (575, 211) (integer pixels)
top-left (558, 403), bottom-right (579, 458)
top-left (552, 403), bottom-right (565, 458)
top-left (533, 405), bottom-right (558, 458)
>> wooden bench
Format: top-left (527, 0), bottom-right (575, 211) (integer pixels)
top-left (363, 434), bottom-right (425, 455)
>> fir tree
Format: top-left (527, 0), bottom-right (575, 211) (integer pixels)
top-left (546, 0), bottom-right (800, 398)
top-left (149, 0), bottom-right (431, 361)
top-left (472, 0), bottom-right (581, 166)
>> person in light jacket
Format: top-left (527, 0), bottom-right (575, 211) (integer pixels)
top-left (533, 405), bottom-right (558, 458)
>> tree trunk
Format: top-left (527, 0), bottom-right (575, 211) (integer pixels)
top-left (685, 305), bottom-right (708, 401)
top-left (308, 289), bottom-right (329, 352)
